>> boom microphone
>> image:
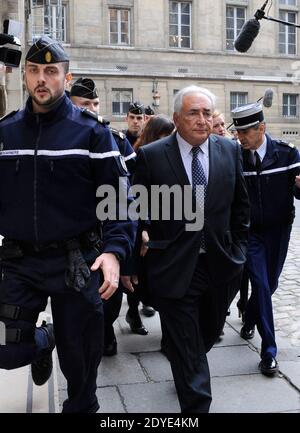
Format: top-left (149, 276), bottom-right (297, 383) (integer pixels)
top-left (262, 88), bottom-right (273, 108)
top-left (234, 1), bottom-right (269, 53)
top-left (257, 88), bottom-right (273, 108)
top-left (234, 19), bottom-right (260, 53)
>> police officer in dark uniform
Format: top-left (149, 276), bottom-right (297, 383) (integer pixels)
top-left (231, 102), bottom-right (300, 375)
top-left (70, 77), bottom-right (136, 175)
top-left (123, 101), bottom-right (158, 334)
top-left (124, 101), bottom-right (145, 146)
top-left (0, 36), bottom-right (136, 412)
top-left (69, 76), bottom-right (101, 114)
top-left (144, 105), bottom-right (155, 124)
top-left (70, 77), bottom-right (137, 356)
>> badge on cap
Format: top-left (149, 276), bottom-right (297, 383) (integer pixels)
top-left (25, 36), bottom-right (69, 64)
top-left (45, 51), bottom-right (52, 63)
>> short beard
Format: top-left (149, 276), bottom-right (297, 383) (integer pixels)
top-left (130, 130), bottom-right (140, 137)
top-left (31, 92), bottom-right (63, 109)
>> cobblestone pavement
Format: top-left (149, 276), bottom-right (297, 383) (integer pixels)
top-left (273, 226), bottom-right (300, 348)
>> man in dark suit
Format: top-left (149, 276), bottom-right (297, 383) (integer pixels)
top-left (132, 85), bottom-right (250, 413)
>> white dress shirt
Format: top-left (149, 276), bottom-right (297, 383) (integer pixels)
top-left (251, 135), bottom-right (267, 163)
top-left (177, 132), bottom-right (209, 254)
top-left (176, 132), bottom-right (209, 184)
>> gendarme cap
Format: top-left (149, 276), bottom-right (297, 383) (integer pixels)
top-left (128, 101), bottom-right (144, 115)
top-left (231, 102), bottom-right (264, 130)
top-left (145, 105), bottom-right (155, 116)
top-left (70, 77), bottom-right (99, 99)
top-left (26, 35), bottom-right (69, 64)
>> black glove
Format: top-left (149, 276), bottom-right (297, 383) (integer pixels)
top-left (65, 248), bottom-right (91, 292)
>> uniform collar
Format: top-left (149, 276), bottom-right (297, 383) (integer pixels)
top-left (251, 135), bottom-right (267, 161)
top-left (24, 93), bottom-right (71, 124)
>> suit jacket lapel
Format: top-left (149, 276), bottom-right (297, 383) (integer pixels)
top-left (164, 133), bottom-right (190, 186)
top-left (164, 134), bottom-right (222, 209)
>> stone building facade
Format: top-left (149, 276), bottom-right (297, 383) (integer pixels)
top-left (2, 0), bottom-right (300, 144)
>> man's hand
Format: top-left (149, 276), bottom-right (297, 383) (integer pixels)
top-left (140, 230), bottom-right (149, 257)
top-left (295, 175), bottom-right (300, 189)
top-left (91, 252), bottom-right (120, 300)
top-left (120, 275), bottom-right (138, 293)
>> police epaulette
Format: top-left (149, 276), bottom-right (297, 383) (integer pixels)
top-left (278, 140), bottom-right (295, 149)
top-left (110, 127), bottom-right (126, 140)
top-left (0, 110), bottom-right (19, 122)
top-left (81, 109), bottom-right (110, 125)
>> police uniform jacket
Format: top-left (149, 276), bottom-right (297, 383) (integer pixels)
top-left (110, 128), bottom-right (136, 174)
top-left (0, 94), bottom-right (136, 260)
top-left (242, 133), bottom-right (300, 230)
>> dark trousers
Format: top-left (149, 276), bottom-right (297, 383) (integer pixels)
top-left (245, 225), bottom-right (291, 360)
top-left (127, 291), bottom-right (140, 311)
top-left (237, 268), bottom-right (249, 314)
top-left (103, 287), bottom-right (123, 344)
top-left (0, 248), bottom-right (103, 413)
top-left (153, 255), bottom-right (229, 413)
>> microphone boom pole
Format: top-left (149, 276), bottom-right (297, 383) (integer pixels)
top-left (255, 0), bottom-right (300, 29)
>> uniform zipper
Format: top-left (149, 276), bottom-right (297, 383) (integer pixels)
top-left (34, 115), bottom-right (42, 244)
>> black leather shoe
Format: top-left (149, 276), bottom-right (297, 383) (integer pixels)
top-left (240, 325), bottom-right (255, 340)
top-left (141, 304), bottom-right (156, 317)
top-left (31, 321), bottom-right (55, 386)
top-left (103, 338), bottom-right (117, 356)
top-left (126, 311), bottom-right (148, 335)
top-left (259, 357), bottom-right (279, 376)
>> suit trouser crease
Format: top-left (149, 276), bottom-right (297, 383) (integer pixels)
top-left (154, 256), bottom-right (223, 413)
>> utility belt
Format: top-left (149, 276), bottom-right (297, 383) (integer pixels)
top-left (0, 228), bottom-right (103, 259)
top-left (0, 229), bottom-right (103, 344)
top-left (0, 229), bottom-right (103, 291)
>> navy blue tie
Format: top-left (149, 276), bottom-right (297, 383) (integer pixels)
top-left (191, 146), bottom-right (207, 250)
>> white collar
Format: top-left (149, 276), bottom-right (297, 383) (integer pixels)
top-left (176, 132), bottom-right (209, 157)
top-left (251, 135), bottom-right (267, 160)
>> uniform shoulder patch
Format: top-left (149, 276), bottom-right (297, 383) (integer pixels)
top-left (110, 127), bottom-right (126, 140)
top-left (81, 109), bottom-right (110, 125)
top-left (0, 110), bottom-right (19, 122)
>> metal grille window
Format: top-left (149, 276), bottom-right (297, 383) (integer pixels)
top-left (283, 94), bottom-right (299, 117)
top-left (279, 11), bottom-right (297, 54)
top-left (109, 9), bottom-right (130, 45)
top-left (31, 0), bottom-right (67, 42)
top-left (226, 6), bottom-right (246, 51)
top-left (169, 1), bottom-right (191, 49)
top-left (112, 89), bottom-right (133, 115)
top-left (230, 92), bottom-right (248, 111)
